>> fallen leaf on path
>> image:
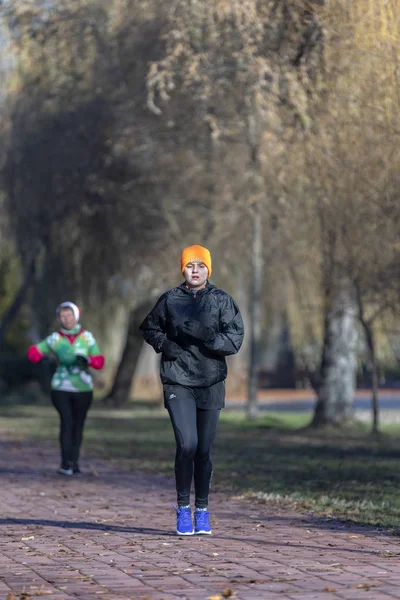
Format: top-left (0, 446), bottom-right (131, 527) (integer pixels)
top-left (208, 591), bottom-right (232, 600)
top-left (21, 536), bottom-right (34, 541)
top-left (272, 578), bottom-right (297, 582)
top-left (323, 588), bottom-right (337, 593)
top-left (347, 535), bottom-right (361, 539)
top-left (6, 594), bottom-right (15, 600)
top-left (350, 583), bottom-right (379, 590)
top-left (29, 585), bottom-right (53, 596)
top-left (248, 579), bottom-right (265, 584)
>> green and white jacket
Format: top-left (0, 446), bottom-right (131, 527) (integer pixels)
top-left (28, 325), bottom-right (105, 392)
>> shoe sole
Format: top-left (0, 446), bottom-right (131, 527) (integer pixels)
top-left (57, 470), bottom-right (73, 476)
top-left (195, 530), bottom-right (212, 535)
top-left (176, 529), bottom-right (194, 536)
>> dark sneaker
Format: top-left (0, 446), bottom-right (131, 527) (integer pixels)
top-left (72, 463), bottom-right (81, 474)
top-left (175, 506), bottom-right (194, 535)
top-left (57, 464), bottom-right (73, 476)
top-left (194, 509), bottom-right (212, 534)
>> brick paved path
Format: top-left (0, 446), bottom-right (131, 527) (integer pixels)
top-left (0, 440), bottom-right (400, 600)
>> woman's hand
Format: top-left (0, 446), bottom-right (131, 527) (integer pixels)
top-left (180, 320), bottom-right (215, 342)
top-left (161, 339), bottom-right (183, 360)
top-left (75, 354), bottom-right (89, 368)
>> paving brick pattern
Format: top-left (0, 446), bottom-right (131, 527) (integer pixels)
top-left (0, 440), bottom-right (400, 599)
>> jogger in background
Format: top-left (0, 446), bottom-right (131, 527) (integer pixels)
top-left (140, 245), bottom-right (244, 535)
top-left (28, 302), bottom-right (105, 475)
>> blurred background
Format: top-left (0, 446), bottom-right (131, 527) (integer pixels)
top-left (0, 0), bottom-right (400, 430)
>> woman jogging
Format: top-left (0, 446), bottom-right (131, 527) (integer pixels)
top-left (140, 245), bottom-right (244, 535)
top-left (27, 302), bottom-right (105, 475)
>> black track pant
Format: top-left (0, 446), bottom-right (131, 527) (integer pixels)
top-left (51, 390), bottom-right (93, 466)
top-left (167, 396), bottom-right (220, 509)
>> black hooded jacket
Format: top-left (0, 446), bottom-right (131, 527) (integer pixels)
top-left (140, 282), bottom-right (244, 388)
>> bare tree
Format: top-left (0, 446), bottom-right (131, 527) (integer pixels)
top-left (146, 0), bottom-right (323, 414)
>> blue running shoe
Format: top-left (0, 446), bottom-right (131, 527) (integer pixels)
top-left (194, 509), bottom-right (212, 535)
top-left (175, 506), bottom-right (194, 535)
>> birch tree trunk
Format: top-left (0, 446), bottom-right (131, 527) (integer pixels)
top-left (312, 276), bottom-right (358, 426)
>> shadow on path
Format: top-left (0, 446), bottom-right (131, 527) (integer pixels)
top-left (0, 517), bottom-right (397, 558)
top-left (0, 517), bottom-right (171, 536)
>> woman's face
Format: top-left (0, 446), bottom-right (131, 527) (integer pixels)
top-left (59, 308), bottom-right (78, 330)
top-left (183, 262), bottom-right (208, 289)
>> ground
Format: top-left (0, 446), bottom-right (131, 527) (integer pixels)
top-left (1, 437), bottom-right (400, 600)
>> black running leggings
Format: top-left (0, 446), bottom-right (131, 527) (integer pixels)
top-left (51, 390), bottom-right (93, 465)
top-left (167, 396), bottom-right (220, 509)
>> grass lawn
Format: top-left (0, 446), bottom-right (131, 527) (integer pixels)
top-left (1, 400), bottom-right (400, 531)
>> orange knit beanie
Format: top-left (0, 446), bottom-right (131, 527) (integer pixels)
top-left (181, 245), bottom-right (212, 276)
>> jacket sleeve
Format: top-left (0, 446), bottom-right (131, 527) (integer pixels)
top-left (27, 337), bottom-right (53, 363)
top-left (203, 294), bottom-right (244, 356)
top-left (86, 333), bottom-right (105, 370)
top-left (139, 293), bottom-right (169, 353)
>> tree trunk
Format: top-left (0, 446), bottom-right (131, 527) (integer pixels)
top-left (247, 204), bottom-right (263, 419)
top-left (202, 133), bottom-right (218, 244)
top-left (366, 325), bottom-right (379, 434)
top-left (355, 282), bottom-right (380, 434)
top-left (312, 277), bottom-right (358, 426)
top-left (0, 258), bottom-right (36, 349)
top-left (104, 301), bottom-right (153, 407)
top-left (359, 318), bottom-right (379, 434)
